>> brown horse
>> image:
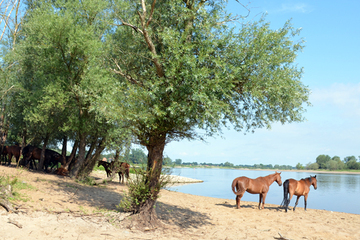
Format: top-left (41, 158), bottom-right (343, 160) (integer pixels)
top-left (2, 145), bottom-right (21, 165)
top-left (110, 161), bottom-right (130, 184)
top-left (97, 161), bottom-right (130, 184)
top-left (280, 176), bottom-right (317, 212)
top-left (97, 161), bottom-right (112, 177)
top-left (232, 172), bottom-right (282, 209)
top-left (22, 145), bottom-right (65, 171)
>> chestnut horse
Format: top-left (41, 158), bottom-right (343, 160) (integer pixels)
top-left (110, 161), bottom-right (130, 184)
top-left (232, 172), bottom-right (282, 209)
top-left (97, 161), bottom-right (130, 184)
top-left (2, 145), bottom-right (21, 165)
top-left (280, 176), bottom-right (317, 212)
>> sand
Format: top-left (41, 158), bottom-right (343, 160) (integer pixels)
top-left (0, 164), bottom-right (359, 240)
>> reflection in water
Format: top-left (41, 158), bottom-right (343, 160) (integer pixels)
top-left (169, 168), bottom-right (360, 214)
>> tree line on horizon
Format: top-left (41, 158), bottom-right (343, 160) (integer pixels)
top-left (103, 149), bottom-right (360, 171)
top-left (298, 155), bottom-right (360, 171)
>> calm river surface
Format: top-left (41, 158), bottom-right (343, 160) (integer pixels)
top-left (168, 168), bottom-right (360, 215)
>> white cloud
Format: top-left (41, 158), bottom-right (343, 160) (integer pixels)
top-left (311, 83), bottom-right (360, 117)
top-left (276, 3), bottom-right (313, 14)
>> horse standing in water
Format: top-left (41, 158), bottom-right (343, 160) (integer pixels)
top-left (232, 172), bottom-right (282, 209)
top-left (281, 175), bottom-right (317, 212)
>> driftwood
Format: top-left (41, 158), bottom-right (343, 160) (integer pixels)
top-left (8, 218), bottom-right (22, 228)
top-left (276, 232), bottom-right (292, 240)
top-left (93, 175), bottom-right (117, 185)
top-left (0, 185), bottom-right (16, 212)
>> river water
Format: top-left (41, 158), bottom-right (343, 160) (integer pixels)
top-left (168, 168), bottom-right (360, 214)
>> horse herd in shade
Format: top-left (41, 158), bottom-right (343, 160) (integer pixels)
top-left (0, 144), bottom-right (130, 183)
top-left (232, 172), bottom-right (318, 212)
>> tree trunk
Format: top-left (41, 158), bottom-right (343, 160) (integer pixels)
top-left (135, 134), bottom-right (166, 224)
top-left (78, 138), bottom-right (106, 179)
top-left (0, 103), bottom-right (7, 160)
top-left (61, 136), bottom-right (67, 164)
top-left (38, 133), bottom-right (49, 170)
top-left (69, 133), bottom-right (86, 178)
top-left (65, 140), bottom-right (78, 168)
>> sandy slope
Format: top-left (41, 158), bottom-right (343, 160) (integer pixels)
top-left (0, 165), bottom-right (359, 240)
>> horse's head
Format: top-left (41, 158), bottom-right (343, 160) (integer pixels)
top-left (275, 171), bottom-right (282, 186)
top-left (310, 175), bottom-right (317, 190)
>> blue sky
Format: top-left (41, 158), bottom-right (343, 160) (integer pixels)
top-left (163, 0), bottom-right (360, 166)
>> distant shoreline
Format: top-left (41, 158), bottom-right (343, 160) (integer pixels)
top-left (172, 166), bottom-right (360, 175)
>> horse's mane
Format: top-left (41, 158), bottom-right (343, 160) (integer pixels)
top-left (301, 176), bottom-right (312, 183)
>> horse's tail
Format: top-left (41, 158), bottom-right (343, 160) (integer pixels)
top-left (280, 179), bottom-right (290, 207)
top-left (231, 179), bottom-right (240, 195)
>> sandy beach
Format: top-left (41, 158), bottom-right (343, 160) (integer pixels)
top-left (1, 165), bottom-right (359, 240)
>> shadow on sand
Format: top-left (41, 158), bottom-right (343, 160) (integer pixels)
top-left (156, 201), bottom-right (213, 228)
top-left (215, 201), bottom-right (283, 211)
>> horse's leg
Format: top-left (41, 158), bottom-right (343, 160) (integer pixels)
top-left (261, 193), bottom-right (267, 210)
top-left (235, 193), bottom-right (244, 209)
top-left (258, 194), bottom-right (263, 209)
top-left (7, 153), bottom-right (12, 165)
top-left (15, 156), bottom-right (20, 167)
top-left (293, 196), bottom-right (300, 211)
top-left (304, 193), bottom-right (309, 211)
top-left (286, 192), bottom-right (294, 212)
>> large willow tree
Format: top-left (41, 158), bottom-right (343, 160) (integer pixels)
top-left (94, 0), bottom-right (310, 223)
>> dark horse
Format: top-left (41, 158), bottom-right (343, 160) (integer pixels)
top-left (22, 145), bottom-right (65, 171)
top-left (280, 176), bottom-right (317, 212)
top-left (97, 161), bottom-right (130, 184)
top-left (1, 145), bottom-right (21, 165)
top-left (97, 161), bottom-right (112, 177)
top-left (232, 172), bottom-right (282, 209)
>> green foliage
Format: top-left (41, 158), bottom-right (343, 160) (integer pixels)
top-left (0, 174), bottom-right (34, 202)
top-left (118, 170), bottom-right (153, 213)
top-left (174, 159), bottom-right (182, 165)
top-left (306, 162), bottom-right (319, 170)
top-left (307, 154), bottom-right (360, 171)
top-left (346, 160), bottom-right (360, 170)
top-left (316, 155), bottom-right (331, 169)
top-left (118, 167), bottom-right (171, 213)
top-left (128, 148), bottom-right (147, 164)
top-left (223, 161), bottom-right (234, 168)
top-left (163, 156), bottom-right (173, 166)
top-left (344, 156), bottom-right (357, 163)
top-left (296, 163), bottom-right (304, 170)
top-left (76, 176), bottom-right (95, 186)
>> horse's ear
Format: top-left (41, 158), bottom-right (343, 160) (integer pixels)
top-left (314, 175), bottom-right (316, 178)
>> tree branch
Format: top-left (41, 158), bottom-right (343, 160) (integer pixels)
top-left (137, 0), bottom-right (164, 78)
top-left (146, 0), bottom-right (156, 27)
top-left (112, 58), bottom-right (145, 87)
